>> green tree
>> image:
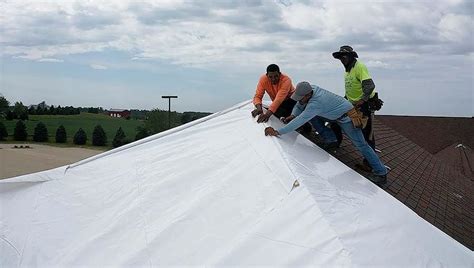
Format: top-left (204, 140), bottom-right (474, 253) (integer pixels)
top-left (55, 125), bottom-right (67, 143)
top-left (180, 112), bottom-right (211, 124)
top-left (0, 121), bottom-right (8, 140)
top-left (49, 105), bottom-right (57, 115)
top-left (6, 110), bottom-right (15, 120)
top-left (14, 120), bottom-right (27, 141)
top-left (112, 127), bottom-right (127, 148)
top-left (28, 106), bottom-right (36, 115)
top-left (181, 112), bottom-right (193, 124)
top-left (144, 109), bottom-right (181, 134)
top-left (0, 95), bottom-right (9, 117)
top-left (18, 111), bottom-right (29, 120)
top-left (92, 124), bottom-right (107, 146)
top-left (13, 102), bottom-right (28, 119)
top-left (33, 122), bottom-right (48, 142)
top-left (73, 128), bottom-right (87, 145)
top-left (135, 125), bottom-right (149, 141)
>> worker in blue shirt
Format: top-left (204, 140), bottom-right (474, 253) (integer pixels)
top-left (264, 81), bottom-right (388, 184)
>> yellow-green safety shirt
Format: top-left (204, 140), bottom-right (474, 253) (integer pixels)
top-left (344, 60), bottom-right (376, 103)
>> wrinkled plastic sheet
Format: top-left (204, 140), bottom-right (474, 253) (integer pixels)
top-left (1, 101), bottom-right (472, 267)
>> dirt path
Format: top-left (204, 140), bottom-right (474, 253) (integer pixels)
top-left (0, 144), bottom-right (104, 179)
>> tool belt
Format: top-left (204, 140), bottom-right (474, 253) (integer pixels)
top-left (347, 107), bottom-right (368, 128)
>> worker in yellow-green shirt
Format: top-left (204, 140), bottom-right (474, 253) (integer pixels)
top-left (333, 45), bottom-right (384, 172)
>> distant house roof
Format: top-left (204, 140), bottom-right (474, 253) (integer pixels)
top-left (309, 116), bottom-right (474, 250)
top-left (108, 109), bottom-right (129, 112)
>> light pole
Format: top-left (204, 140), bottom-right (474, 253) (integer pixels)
top-left (161, 95), bottom-right (178, 128)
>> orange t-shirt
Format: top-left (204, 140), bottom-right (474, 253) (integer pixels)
top-left (252, 73), bottom-right (295, 113)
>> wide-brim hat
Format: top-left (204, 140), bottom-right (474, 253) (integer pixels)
top-left (332, 45), bottom-right (359, 59)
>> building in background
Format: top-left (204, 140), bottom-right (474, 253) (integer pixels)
top-left (107, 109), bottom-right (131, 118)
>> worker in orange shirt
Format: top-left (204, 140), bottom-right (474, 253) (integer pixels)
top-left (251, 64), bottom-right (296, 123)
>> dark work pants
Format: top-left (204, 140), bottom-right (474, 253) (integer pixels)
top-left (273, 98), bottom-right (296, 118)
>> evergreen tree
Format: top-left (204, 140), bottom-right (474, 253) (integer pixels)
top-left (33, 122), bottom-right (48, 142)
top-left (0, 95), bottom-right (9, 110)
top-left (0, 95), bottom-right (9, 118)
top-left (14, 120), bottom-right (27, 141)
top-left (6, 110), bottom-right (15, 120)
top-left (0, 121), bottom-right (8, 140)
top-left (135, 125), bottom-right (149, 141)
top-left (28, 106), bottom-right (36, 115)
top-left (49, 105), bottom-right (56, 115)
top-left (112, 127), bottom-right (127, 148)
top-left (55, 125), bottom-right (67, 143)
top-left (18, 111), bottom-right (29, 120)
top-left (36, 106), bottom-right (45, 115)
top-left (73, 128), bottom-right (87, 145)
top-left (13, 102), bottom-right (27, 118)
top-left (92, 125), bottom-right (107, 146)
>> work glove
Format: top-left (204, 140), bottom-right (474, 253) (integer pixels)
top-left (257, 110), bottom-right (273, 123)
top-left (251, 107), bottom-right (263, 118)
top-left (264, 127), bottom-right (280, 136)
top-left (347, 107), bottom-right (368, 128)
top-left (368, 93), bottom-right (384, 111)
top-left (280, 115), bottom-right (295, 124)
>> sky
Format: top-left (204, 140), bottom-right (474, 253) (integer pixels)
top-left (0, 0), bottom-right (473, 116)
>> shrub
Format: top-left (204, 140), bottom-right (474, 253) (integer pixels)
top-left (73, 128), bottom-right (87, 145)
top-left (33, 122), bottom-right (48, 142)
top-left (92, 125), bottom-right (107, 146)
top-left (112, 127), bottom-right (127, 148)
top-left (0, 122), bottom-right (8, 140)
top-left (13, 120), bottom-right (27, 141)
top-left (55, 125), bottom-right (67, 143)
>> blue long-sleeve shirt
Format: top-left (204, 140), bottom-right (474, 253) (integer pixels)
top-left (277, 84), bottom-right (353, 135)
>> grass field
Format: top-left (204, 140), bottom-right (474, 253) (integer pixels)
top-left (1, 113), bottom-right (144, 147)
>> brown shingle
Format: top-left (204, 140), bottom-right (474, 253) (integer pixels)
top-left (376, 116), bottom-right (474, 154)
top-left (303, 116), bottom-right (474, 250)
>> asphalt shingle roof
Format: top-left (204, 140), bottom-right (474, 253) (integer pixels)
top-left (304, 117), bottom-right (474, 250)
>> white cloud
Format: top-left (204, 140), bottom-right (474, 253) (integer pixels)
top-left (90, 64), bottom-right (108, 70)
top-left (365, 60), bottom-right (389, 68)
top-left (0, 0), bottom-right (473, 116)
top-left (37, 58), bottom-right (64, 63)
top-left (1, 0), bottom-right (471, 66)
top-left (439, 13), bottom-right (472, 41)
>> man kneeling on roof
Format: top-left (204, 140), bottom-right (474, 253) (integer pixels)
top-left (264, 81), bottom-right (388, 185)
top-left (251, 64), bottom-right (296, 123)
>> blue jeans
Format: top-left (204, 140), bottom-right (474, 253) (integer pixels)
top-left (310, 116), bottom-right (388, 176)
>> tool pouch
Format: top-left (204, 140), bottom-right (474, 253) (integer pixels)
top-left (347, 107), bottom-right (368, 128)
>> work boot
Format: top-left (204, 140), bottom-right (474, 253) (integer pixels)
top-left (355, 158), bottom-right (373, 172)
top-left (367, 173), bottom-right (387, 185)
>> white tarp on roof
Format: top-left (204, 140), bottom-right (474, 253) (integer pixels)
top-left (1, 101), bottom-right (472, 267)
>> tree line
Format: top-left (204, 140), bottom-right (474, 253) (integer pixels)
top-left (0, 120), bottom-right (129, 148)
top-left (2, 101), bottom-right (104, 120)
top-left (1, 95), bottom-right (212, 148)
